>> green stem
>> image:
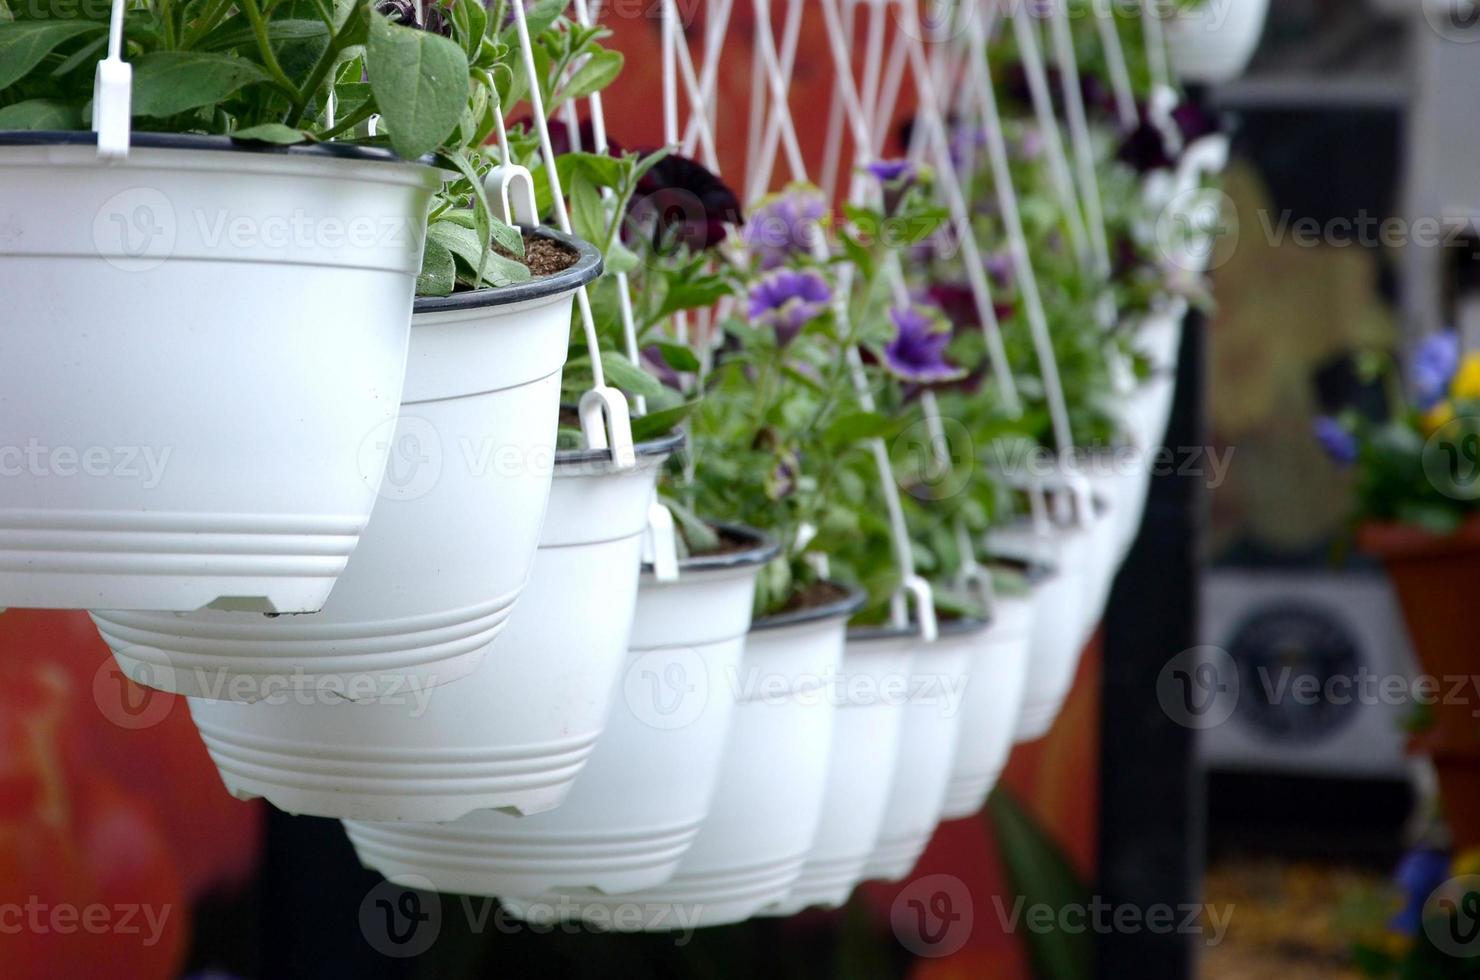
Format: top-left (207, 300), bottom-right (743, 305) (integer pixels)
top-left (286, 9), bottom-right (363, 128)
top-left (180, 0), bottom-right (233, 49)
top-left (318, 101), bottom-right (375, 140)
top-left (240, 0), bottom-right (301, 103)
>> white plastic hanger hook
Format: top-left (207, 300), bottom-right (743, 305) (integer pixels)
top-left (891, 574), bottom-right (940, 644)
top-left (643, 503), bottom-right (680, 583)
top-left (483, 165), bottom-right (540, 227)
top-left (92, 0), bottom-right (132, 160)
top-left (579, 387), bottom-right (638, 472)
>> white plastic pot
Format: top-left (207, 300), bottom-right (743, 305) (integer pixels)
top-left (0, 135), bottom-right (442, 612)
top-left (503, 586), bottom-right (864, 931)
top-left (861, 621), bottom-right (979, 883)
top-left (90, 231), bottom-right (602, 701)
top-left (763, 629), bottom-right (912, 914)
top-left (343, 525), bottom-right (777, 897)
top-left (170, 435), bottom-right (679, 823)
top-left (1166, 0), bottom-right (1270, 85)
top-left (940, 591), bottom-right (1035, 820)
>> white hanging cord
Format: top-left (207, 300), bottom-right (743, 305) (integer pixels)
top-left (1007, 2), bottom-right (1091, 271)
top-left (1048, 0), bottom-right (1112, 283)
top-left (964, 6), bottom-right (1075, 456)
top-left (682, 0), bottom-right (734, 158)
top-left (92, 0), bottom-right (133, 159)
top-left (662, 0), bottom-right (720, 171)
top-left (661, 0), bottom-right (680, 147)
top-left (871, 17), bottom-right (910, 158)
top-left (749, 0), bottom-right (811, 191)
top-left (821, 0), bottom-right (860, 203)
top-left (1140, 0), bottom-right (1173, 94)
top-left (746, 0), bottom-right (807, 202)
top-left (1091, 0), bottom-right (1139, 130)
top-left (745, 19), bottom-right (770, 191)
top-left (751, 0), bottom-right (936, 640)
top-left (859, 0), bottom-right (889, 139)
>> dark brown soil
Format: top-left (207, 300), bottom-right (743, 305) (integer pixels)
top-left (690, 527), bottom-right (758, 557)
top-left (498, 232), bottom-right (579, 277)
top-left (778, 580), bottom-right (852, 615)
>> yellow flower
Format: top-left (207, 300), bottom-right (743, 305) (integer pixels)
top-left (1423, 401), bottom-right (1456, 435)
top-left (1454, 849), bottom-right (1480, 878)
top-left (1452, 353), bottom-right (1480, 400)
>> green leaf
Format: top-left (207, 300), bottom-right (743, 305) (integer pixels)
top-left (416, 237), bottom-right (456, 296)
top-left (450, 0), bottom-right (488, 61)
top-left (0, 98), bottom-right (79, 130)
top-left (562, 48), bottom-right (622, 102)
top-left (657, 276), bottom-right (732, 318)
top-left (823, 411), bottom-right (893, 448)
top-left (989, 789), bottom-right (1094, 980)
top-left (478, 249), bottom-right (534, 287)
top-left (365, 11), bottom-right (470, 160)
top-left (509, 0), bottom-right (568, 40)
top-left (231, 123), bottom-right (314, 144)
top-left (605, 239), bottom-right (639, 275)
top-left (633, 402), bottom-right (697, 443)
top-left (427, 220), bottom-right (487, 271)
top-left (489, 216), bottom-right (524, 257)
top-left (600, 352), bottom-right (665, 400)
top-left (655, 342), bottom-right (700, 373)
top-left (130, 52), bottom-right (270, 118)
top-left (569, 171), bottom-right (606, 249)
top-left (0, 20), bottom-right (104, 90)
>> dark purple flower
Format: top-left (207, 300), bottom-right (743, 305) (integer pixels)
top-left (378, 0), bottom-right (451, 36)
top-left (884, 305), bottom-right (964, 384)
top-left (1390, 848), bottom-right (1451, 937)
top-left (748, 269), bottom-right (831, 346)
top-left (925, 282), bottom-right (1013, 330)
top-left (1313, 416), bottom-right (1357, 466)
top-left (766, 448), bottom-right (801, 501)
top-left (744, 186), bottom-right (827, 270)
top-left (1118, 100), bottom-right (1222, 175)
top-left (629, 153), bottom-right (743, 253)
top-left (1412, 332), bottom-right (1461, 411)
top-left (1172, 101), bottom-right (1221, 145)
top-left (867, 159), bottom-right (917, 184)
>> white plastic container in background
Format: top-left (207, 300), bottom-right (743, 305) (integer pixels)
top-left (763, 629), bottom-right (912, 914)
top-left (1166, 0), bottom-right (1270, 85)
top-left (90, 231), bottom-right (602, 701)
top-left (861, 621), bottom-right (980, 883)
top-left (171, 434), bottom-right (680, 823)
top-left (0, 135), bottom-right (442, 612)
top-left (343, 525), bottom-right (777, 897)
top-left (503, 586), bottom-right (864, 931)
top-left (940, 590), bottom-right (1036, 820)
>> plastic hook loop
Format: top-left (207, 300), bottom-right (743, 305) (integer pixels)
top-left (93, 0), bottom-right (132, 160)
top-left (1176, 134), bottom-right (1230, 195)
top-left (892, 574), bottom-right (939, 645)
top-left (643, 502), bottom-right (681, 583)
top-left (579, 386), bottom-right (638, 472)
top-left (483, 165), bottom-right (541, 228)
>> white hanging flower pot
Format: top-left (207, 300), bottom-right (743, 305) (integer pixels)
top-left (1166, 0), bottom-right (1270, 85)
top-left (502, 586), bottom-right (864, 931)
top-left (763, 628), bottom-right (912, 914)
top-left (0, 135), bottom-right (443, 612)
top-left (89, 232), bottom-right (602, 702)
top-left (940, 589), bottom-right (1036, 820)
top-left (860, 620), bottom-right (979, 884)
top-left (342, 525), bottom-right (777, 898)
top-left (163, 435), bottom-right (678, 823)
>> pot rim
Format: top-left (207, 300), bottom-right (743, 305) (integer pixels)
top-left (554, 428), bottom-right (686, 468)
top-left (988, 556), bottom-right (1056, 586)
top-left (411, 226), bottom-right (603, 313)
top-left (750, 581), bottom-right (867, 633)
top-left (644, 521), bottom-right (780, 575)
top-left (1358, 517), bottom-right (1480, 562)
top-left (0, 130), bottom-right (433, 165)
top-left (846, 614), bottom-right (989, 644)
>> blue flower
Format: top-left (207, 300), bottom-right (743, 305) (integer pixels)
top-left (883, 305), bottom-right (964, 384)
top-left (748, 269), bottom-right (831, 347)
top-left (1313, 416), bottom-right (1357, 466)
top-left (744, 186), bottom-right (827, 271)
top-left (866, 159), bottom-right (916, 184)
top-left (1412, 332), bottom-right (1461, 410)
top-left (1390, 848), bottom-right (1452, 937)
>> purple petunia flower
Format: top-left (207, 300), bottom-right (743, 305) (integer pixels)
top-left (744, 187), bottom-right (828, 270)
top-left (748, 269), bottom-right (831, 347)
top-left (1313, 416), bottom-right (1358, 466)
top-left (884, 305), bottom-right (965, 384)
top-left (867, 159), bottom-right (917, 184)
top-left (1390, 848), bottom-right (1452, 937)
top-left (1412, 332), bottom-right (1461, 411)
top-left (378, 0), bottom-right (451, 36)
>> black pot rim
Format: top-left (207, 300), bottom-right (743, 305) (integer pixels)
top-left (750, 582), bottom-right (868, 633)
top-left (0, 130), bottom-right (431, 165)
top-left (412, 226), bottom-right (603, 313)
top-left (847, 615), bottom-right (990, 644)
top-left (644, 521), bottom-right (780, 575)
top-left (986, 556), bottom-right (1056, 586)
top-left (554, 427), bottom-right (686, 468)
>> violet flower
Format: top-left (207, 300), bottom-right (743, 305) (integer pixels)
top-left (1412, 332), bottom-right (1461, 411)
top-left (884, 305), bottom-right (965, 384)
top-left (1390, 848), bottom-right (1452, 937)
top-left (744, 186), bottom-right (828, 270)
top-left (984, 250), bottom-right (1014, 290)
top-left (1313, 416), bottom-right (1357, 466)
top-left (867, 159), bottom-right (917, 184)
top-left (748, 269), bottom-right (831, 347)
